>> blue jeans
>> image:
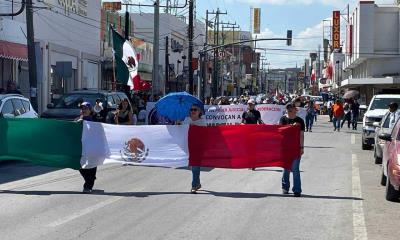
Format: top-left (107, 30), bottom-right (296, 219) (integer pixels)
top-left (191, 166), bottom-right (201, 188)
top-left (333, 117), bottom-right (342, 130)
top-left (305, 114), bottom-right (314, 130)
top-left (282, 158), bottom-right (302, 194)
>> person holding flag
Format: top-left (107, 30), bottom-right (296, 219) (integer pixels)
top-left (183, 104), bottom-right (207, 193)
top-left (279, 103), bottom-right (305, 197)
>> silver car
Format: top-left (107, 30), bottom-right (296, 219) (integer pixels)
top-left (373, 111), bottom-right (390, 164)
top-left (0, 94), bottom-right (38, 119)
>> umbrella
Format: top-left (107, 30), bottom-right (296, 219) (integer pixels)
top-left (155, 92), bottom-right (204, 121)
top-left (343, 90), bottom-right (360, 99)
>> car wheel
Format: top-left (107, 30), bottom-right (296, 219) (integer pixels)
top-left (385, 173), bottom-right (400, 201)
top-left (380, 169), bottom-right (386, 186)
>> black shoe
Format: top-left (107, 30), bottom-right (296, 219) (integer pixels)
top-left (309, 129), bottom-right (312, 132)
top-left (282, 189), bottom-right (289, 194)
top-left (82, 188), bottom-right (92, 194)
top-left (294, 192), bottom-right (301, 197)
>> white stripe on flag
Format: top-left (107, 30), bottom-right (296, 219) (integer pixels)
top-left (81, 122), bottom-right (189, 168)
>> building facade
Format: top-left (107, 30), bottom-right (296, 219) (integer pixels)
top-left (342, 1), bottom-right (400, 104)
top-left (1, 0), bottom-right (102, 113)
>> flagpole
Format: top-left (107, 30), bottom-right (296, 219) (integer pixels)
top-left (112, 54), bottom-right (116, 91)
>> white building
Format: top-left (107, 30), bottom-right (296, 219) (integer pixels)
top-left (0, 0), bottom-right (101, 112)
top-left (342, 1), bottom-right (400, 104)
top-left (130, 13), bottom-right (206, 95)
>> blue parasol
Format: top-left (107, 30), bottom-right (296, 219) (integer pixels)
top-left (155, 92), bottom-right (204, 121)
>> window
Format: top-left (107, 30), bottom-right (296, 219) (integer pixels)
top-left (54, 94), bottom-right (102, 109)
top-left (370, 98), bottom-right (400, 110)
top-left (1, 100), bottom-right (15, 118)
top-left (12, 99), bottom-right (26, 116)
top-left (22, 100), bottom-right (31, 112)
top-left (382, 113), bottom-right (391, 128)
top-left (107, 95), bottom-right (116, 108)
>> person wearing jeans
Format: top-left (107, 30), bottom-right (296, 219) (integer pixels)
top-left (279, 103), bottom-right (305, 197)
top-left (183, 104), bottom-right (206, 193)
top-left (332, 100), bottom-right (344, 132)
top-left (282, 158), bottom-right (302, 195)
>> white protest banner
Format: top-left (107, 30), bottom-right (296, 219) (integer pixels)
top-left (205, 104), bottom-right (286, 126)
top-left (145, 103), bottom-right (306, 126)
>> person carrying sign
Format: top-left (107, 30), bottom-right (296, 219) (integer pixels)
top-left (242, 99), bottom-right (264, 170)
top-left (241, 99), bottom-right (264, 125)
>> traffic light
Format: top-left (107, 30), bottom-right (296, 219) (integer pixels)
top-left (287, 30), bottom-right (292, 46)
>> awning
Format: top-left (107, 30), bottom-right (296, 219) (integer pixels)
top-left (0, 40), bottom-right (28, 61)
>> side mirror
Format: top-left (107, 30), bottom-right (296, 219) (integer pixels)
top-left (47, 103), bottom-right (54, 109)
top-left (379, 133), bottom-right (392, 142)
top-left (373, 122), bottom-right (380, 128)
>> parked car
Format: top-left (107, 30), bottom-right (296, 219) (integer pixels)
top-left (379, 120), bottom-right (400, 201)
top-left (362, 94), bottom-right (400, 150)
top-left (373, 111), bottom-right (390, 164)
top-left (0, 94), bottom-right (38, 119)
top-left (41, 90), bottom-right (132, 122)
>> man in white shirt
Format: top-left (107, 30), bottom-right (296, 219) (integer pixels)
top-left (388, 102), bottom-right (400, 130)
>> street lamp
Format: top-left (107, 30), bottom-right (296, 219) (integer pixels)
top-left (336, 60), bottom-right (341, 97)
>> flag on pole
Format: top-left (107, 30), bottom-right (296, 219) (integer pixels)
top-left (111, 26), bottom-right (139, 90)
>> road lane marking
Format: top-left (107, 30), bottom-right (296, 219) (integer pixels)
top-left (47, 187), bottom-right (145, 227)
top-left (351, 134), bottom-right (356, 145)
top-left (352, 154), bottom-right (368, 240)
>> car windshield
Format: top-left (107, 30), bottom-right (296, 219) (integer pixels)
top-left (370, 98), bottom-right (400, 110)
top-left (54, 94), bottom-right (103, 109)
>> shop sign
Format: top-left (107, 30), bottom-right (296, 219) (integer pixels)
top-left (332, 11), bottom-right (341, 50)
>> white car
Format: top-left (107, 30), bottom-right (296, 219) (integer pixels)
top-left (362, 94), bottom-right (400, 150)
top-left (0, 94), bottom-right (38, 118)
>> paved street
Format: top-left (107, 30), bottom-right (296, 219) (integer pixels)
top-left (1, 116), bottom-right (399, 240)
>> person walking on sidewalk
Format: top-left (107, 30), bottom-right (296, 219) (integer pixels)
top-left (183, 104), bottom-right (207, 194)
top-left (75, 102), bottom-right (97, 194)
top-left (350, 99), bottom-right (360, 130)
top-left (332, 100), bottom-right (345, 132)
top-left (280, 103), bottom-right (305, 197)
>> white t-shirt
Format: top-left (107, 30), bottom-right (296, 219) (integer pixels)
top-left (389, 110), bottom-right (400, 130)
top-left (183, 117), bottom-right (207, 126)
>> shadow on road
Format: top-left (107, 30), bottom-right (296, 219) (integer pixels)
top-left (0, 161), bottom-right (57, 185)
top-left (0, 189), bottom-right (363, 201)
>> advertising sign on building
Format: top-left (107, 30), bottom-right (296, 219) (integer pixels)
top-left (332, 11), bottom-right (341, 50)
top-left (346, 25), bottom-right (353, 56)
top-left (252, 8), bottom-right (261, 34)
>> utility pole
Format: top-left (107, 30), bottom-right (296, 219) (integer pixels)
top-left (165, 36), bottom-right (169, 94)
top-left (207, 8), bottom-right (227, 97)
top-left (152, 0), bottom-right (160, 97)
top-left (26, 0), bottom-right (38, 111)
top-left (188, 0), bottom-right (194, 94)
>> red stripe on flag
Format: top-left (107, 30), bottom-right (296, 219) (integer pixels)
top-left (188, 125), bottom-right (301, 170)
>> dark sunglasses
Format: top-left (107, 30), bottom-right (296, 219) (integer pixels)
top-left (190, 108), bottom-right (199, 112)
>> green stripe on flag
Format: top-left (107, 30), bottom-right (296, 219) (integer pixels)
top-left (0, 119), bottom-right (82, 170)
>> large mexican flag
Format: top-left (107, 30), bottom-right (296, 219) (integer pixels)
top-left (0, 119), bottom-right (300, 170)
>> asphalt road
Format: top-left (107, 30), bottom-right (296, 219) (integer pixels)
top-left (1, 116), bottom-right (399, 240)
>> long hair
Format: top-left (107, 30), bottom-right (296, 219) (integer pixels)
top-left (118, 99), bottom-right (131, 111)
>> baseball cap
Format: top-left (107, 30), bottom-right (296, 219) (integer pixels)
top-left (80, 102), bottom-right (91, 108)
top-left (285, 103), bottom-right (295, 110)
top-left (247, 99), bottom-right (255, 104)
